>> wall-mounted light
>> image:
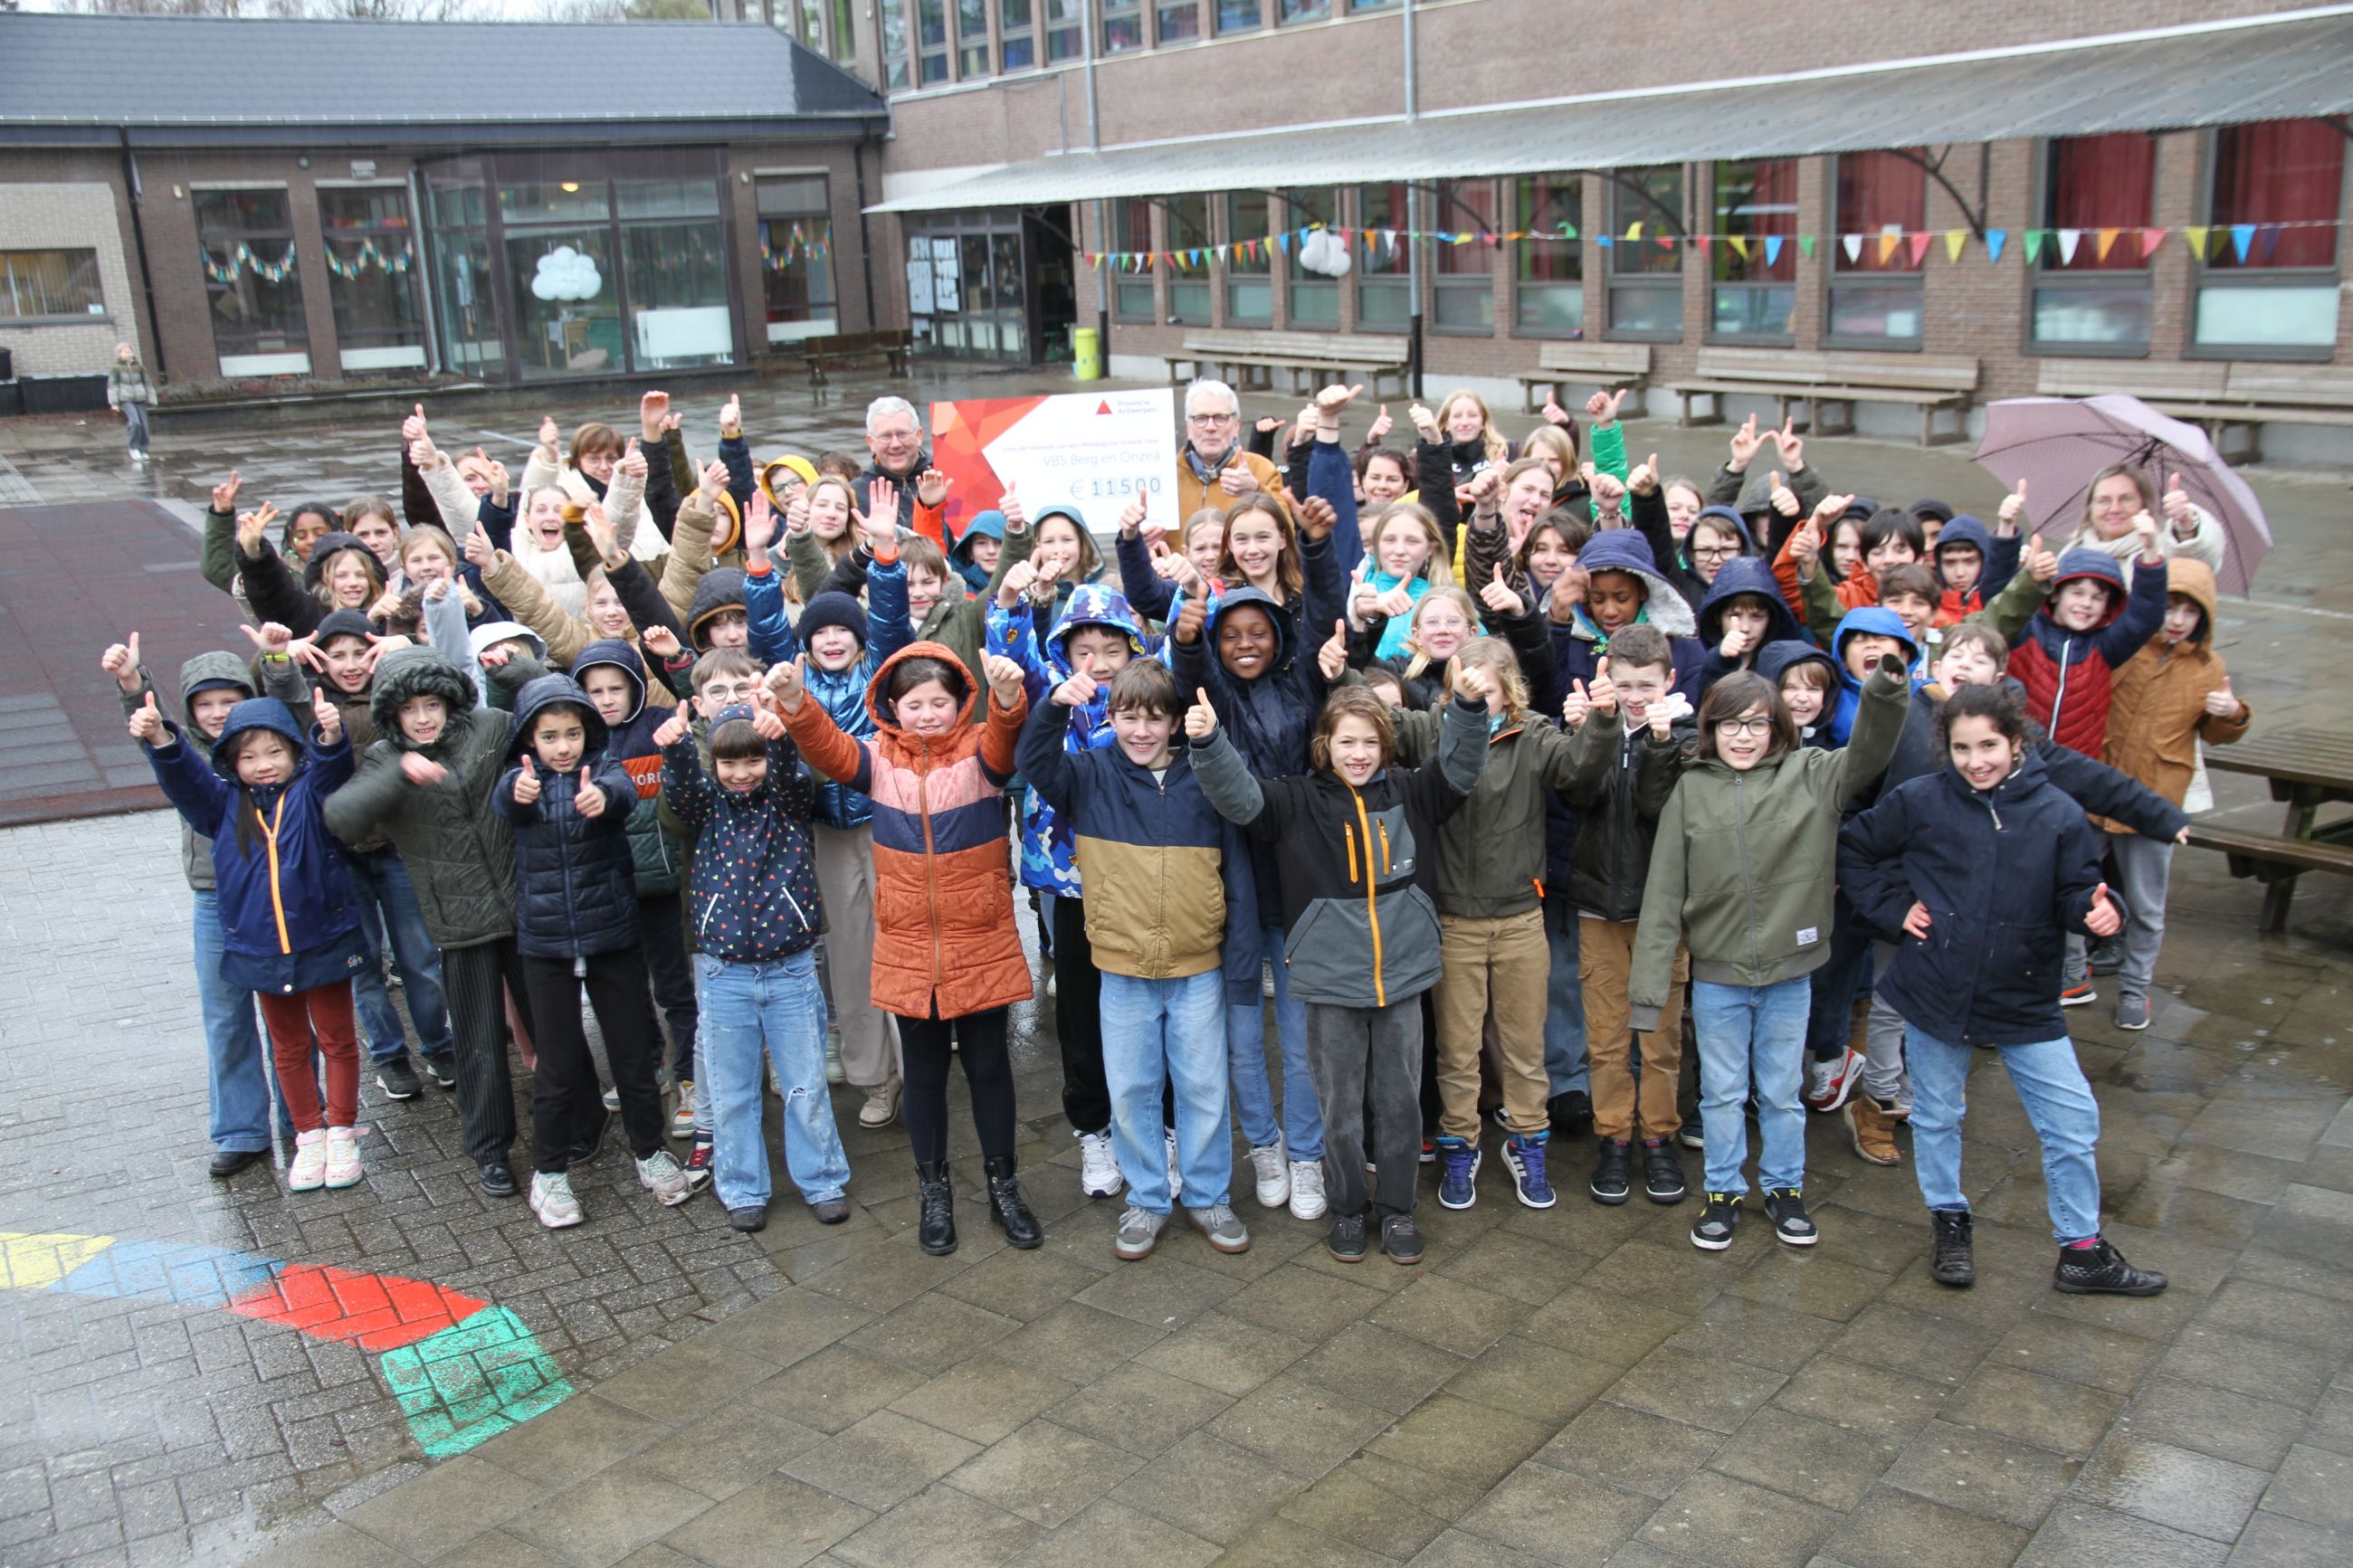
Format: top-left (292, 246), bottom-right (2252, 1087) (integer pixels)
top-left (171, 184), bottom-right (184, 200)
top-left (560, 182), bottom-right (581, 194)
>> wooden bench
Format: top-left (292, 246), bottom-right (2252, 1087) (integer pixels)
top-left (2183, 822), bottom-right (2353, 928)
top-left (2032, 358), bottom-right (2353, 462)
top-left (1515, 342), bottom-right (1653, 414)
top-left (1667, 347), bottom-right (1980, 446)
top-left (799, 329), bottom-right (913, 385)
top-left (1165, 329), bottom-right (1412, 398)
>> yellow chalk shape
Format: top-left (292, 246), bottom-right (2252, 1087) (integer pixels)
top-left (0, 1232), bottom-right (114, 1291)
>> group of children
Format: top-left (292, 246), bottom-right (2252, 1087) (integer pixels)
top-left (113, 379), bottom-right (2247, 1294)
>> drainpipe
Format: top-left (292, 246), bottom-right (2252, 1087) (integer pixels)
top-left (117, 128), bottom-right (166, 382)
top-left (855, 134), bottom-right (880, 331)
top-left (1087, 2), bottom-right (1108, 373)
top-left (1402, 0), bottom-right (1421, 398)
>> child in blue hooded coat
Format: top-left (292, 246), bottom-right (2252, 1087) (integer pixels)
top-left (133, 689), bottom-right (368, 1193)
top-left (1695, 556), bottom-right (1802, 697)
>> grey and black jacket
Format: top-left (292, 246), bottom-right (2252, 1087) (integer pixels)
top-left (121, 650), bottom-right (257, 892)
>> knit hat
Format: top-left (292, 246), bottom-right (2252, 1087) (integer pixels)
top-left (797, 590), bottom-right (870, 650)
top-left (314, 608), bottom-right (375, 647)
top-left (301, 532), bottom-right (386, 595)
top-left (687, 567), bottom-right (748, 651)
top-left (1909, 498), bottom-right (1956, 524)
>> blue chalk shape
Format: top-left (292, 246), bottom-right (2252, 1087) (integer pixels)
top-left (56, 1240), bottom-right (283, 1309)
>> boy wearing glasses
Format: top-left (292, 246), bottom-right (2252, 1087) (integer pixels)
top-left (1176, 379), bottom-right (1282, 522)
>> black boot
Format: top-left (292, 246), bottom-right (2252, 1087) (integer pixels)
top-left (916, 1162), bottom-right (957, 1256)
top-left (985, 1155), bottom-right (1043, 1250)
top-left (2053, 1237), bottom-right (2167, 1297)
top-left (1929, 1210), bottom-right (1975, 1288)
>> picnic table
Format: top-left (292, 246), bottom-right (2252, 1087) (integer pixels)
top-left (2193, 727), bottom-right (2353, 931)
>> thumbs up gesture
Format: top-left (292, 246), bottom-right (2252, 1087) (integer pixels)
top-left (1318, 619), bottom-right (1349, 682)
top-left (2205, 677), bottom-right (2243, 719)
top-left (2085, 881), bottom-right (2122, 937)
top-left (2025, 535), bottom-right (2058, 584)
top-left (1051, 669), bottom-right (1100, 709)
top-left (1586, 654), bottom-right (1618, 717)
top-left (100, 631), bottom-right (143, 693)
top-left (1185, 688), bottom-right (1218, 742)
top-left (575, 766), bottom-right (607, 819)
top-left (311, 687), bottom-right (342, 746)
top-left (1480, 562), bottom-right (1525, 619)
top-left (127, 689), bottom-right (166, 745)
top-left (512, 756), bottom-right (542, 805)
top-left (2161, 470), bottom-right (2195, 534)
top-left (1996, 478), bottom-right (2028, 537)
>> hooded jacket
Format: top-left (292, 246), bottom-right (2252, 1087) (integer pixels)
top-left (1190, 694), bottom-right (1489, 1009)
top-left (814, 516), bottom-right (1035, 697)
top-left (1636, 493), bottom-right (1750, 613)
top-left (1561, 709), bottom-right (1694, 923)
top-left (1696, 555), bottom-right (1803, 693)
top-left (744, 550), bottom-right (912, 831)
top-left (1825, 608), bottom-right (1920, 748)
top-left (1930, 514), bottom-right (2021, 623)
top-left (2097, 557), bottom-right (2251, 829)
top-left (949, 509), bottom-right (1008, 596)
top-left (781, 641), bottom-right (1032, 1020)
top-left (1753, 640), bottom-right (1842, 750)
top-left (1628, 657), bottom-right (1910, 1030)
top-left (686, 567), bottom-right (748, 652)
top-left (1391, 698), bottom-right (1617, 920)
top-left (123, 651), bottom-right (256, 892)
top-left (568, 640), bottom-right (684, 897)
top-left (145, 697), bottom-right (366, 994)
top-left (1839, 751), bottom-right (2107, 1047)
top-left (2009, 546), bottom-right (2167, 756)
top-left (494, 677), bottom-right (640, 959)
top-left (987, 583), bottom-right (1149, 895)
top-left (661, 717), bottom-right (824, 965)
top-left (324, 647), bottom-right (522, 949)
top-left (1550, 529), bottom-right (1704, 696)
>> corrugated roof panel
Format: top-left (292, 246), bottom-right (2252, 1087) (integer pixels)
top-left (872, 12), bottom-right (2353, 212)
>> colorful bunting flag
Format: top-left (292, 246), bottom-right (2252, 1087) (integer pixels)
top-left (1797, 234), bottom-right (1815, 261)
top-left (1943, 230), bottom-right (1967, 263)
top-left (1762, 235), bottom-right (1782, 268)
top-left (2095, 227), bottom-right (2120, 261)
top-left (2024, 230), bottom-right (2045, 264)
top-left (1842, 234), bottom-right (1862, 264)
top-left (1906, 232), bottom-right (1933, 267)
top-left (1985, 229), bottom-right (2006, 262)
top-left (2139, 228), bottom-right (2167, 261)
top-left (2185, 225), bottom-right (2209, 260)
top-left (2231, 223), bottom-right (2255, 262)
top-left (2057, 229), bottom-right (2082, 265)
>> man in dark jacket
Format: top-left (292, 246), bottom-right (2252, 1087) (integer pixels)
top-left (853, 394), bottom-right (929, 531)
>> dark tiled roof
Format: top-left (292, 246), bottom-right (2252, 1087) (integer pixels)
top-left (0, 14), bottom-right (887, 138)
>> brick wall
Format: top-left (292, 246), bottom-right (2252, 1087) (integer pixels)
top-left (0, 166), bottom-right (142, 380)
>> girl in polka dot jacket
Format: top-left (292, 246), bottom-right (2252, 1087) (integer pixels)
top-left (654, 698), bottom-right (851, 1234)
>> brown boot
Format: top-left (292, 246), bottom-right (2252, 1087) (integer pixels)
top-left (1846, 1096), bottom-right (1901, 1166)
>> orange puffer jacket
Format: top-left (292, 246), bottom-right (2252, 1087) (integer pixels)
top-left (784, 641), bottom-right (1031, 1020)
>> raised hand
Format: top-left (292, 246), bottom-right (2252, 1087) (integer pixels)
top-left (575, 767), bottom-right (607, 819)
top-left (361, 632), bottom-right (409, 675)
top-left (127, 690), bottom-right (166, 745)
top-left (477, 643), bottom-right (511, 670)
top-left (750, 705), bottom-right (787, 741)
top-left (2025, 534), bottom-right (2058, 583)
top-left (211, 470), bottom-right (243, 516)
top-left (537, 414), bottom-right (560, 452)
top-left (2085, 881), bottom-right (2122, 937)
top-left (617, 438), bottom-right (647, 481)
top-left (653, 710), bottom-right (691, 748)
top-left (1119, 493), bottom-right (1150, 537)
top-left (485, 456), bottom-right (510, 502)
top-left (1174, 593), bottom-right (1207, 646)
top-left (1407, 404), bottom-right (1440, 442)
top-left (1626, 452), bottom-right (1660, 498)
top-left (303, 686), bottom-right (339, 744)
top-left (1549, 563), bottom-right (1587, 622)
top-left (983, 653), bottom-right (1027, 709)
top-left (100, 632), bottom-right (143, 692)
top-left (1996, 479), bottom-right (2027, 537)
top-left (1453, 660), bottom-right (1497, 711)
top-left (240, 621), bottom-right (294, 658)
top-left (582, 503), bottom-right (622, 566)
top-left (1586, 655), bottom-right (1617, 716)
top-left (641, 625), bottom-right (682, 660)
top-left (697, 457), bottom-right (729, 500)
top-left (1480, 564), bottom-right (1525, 619)
top-left (1788, 511), bottom-right (1823, 575)
top-left (465, 520), bottom-right (496, 569)
top-left (1727, 413), bottom-right (1763, 472)
top-left (2205, 678), bottom-right (2241, 718)
top-left (1462, 467), bottom-right (1502, 514)
top-left (867, 475), bottom-right (899, 526)
top-left (401, 752), bottom-right (448, 787)
top-left (1720, 622), bottom-right (1754, 663)
top-left (2161, 470), bottom-right (2195, 535)
top-left (639, 390), bottom-right (670, 443)
top-left (1586, 466), bottom-right (1627, 515)
top-left (785, 487), bottom-right (812, 535)
top-left (402, 404), bottom-right (428, 446)
top-left (999, 481), bottom-right (1024, 531)
top-left (1647, 690), bottom-right (1691, 740)
top-left (1298, 494), bottom-right (1338, 542)
top-left (916, 467), bottom-right (951, 507)
top-left (236, 502), bottom-right (279, 556)
top-left (996, 559), bottom-right (1037, 610)
top-left (2130, 505), bottom-right (2161, 556)
top-left (1027, 556), bottom-right (1064, 604)
top-left (1774, 419), bottom-right (1806, 472)
top-left (742, 491), bottom-right (776, 556)
top-left (409, 433), bottom-right (443, 471)
top-left (1051, 669), bottom-right (1100, 709)
top-left (1585, 387), bottom-right (1627, 425)
top-left (1185, 687), bottom-right (1217, 742)
top-left (513, 757), bottom-right (543, 805)
top-left (1318, 619), bottom-right (1348, 682)
top-left (1902, 901), bottom-right (1932, 939)
top-left (1561, 680), bottom-right (1590, 729)
top-left (766, 654), bottom-right (807, 713)
top-left (1367, 404), bottom-right (1395, 443)
top-left (1769, 470), bottom-right (1801, 518)
top-left (1315, 383), bottom-right (1364, 419)
top-left (1217, 464), bottom-right (1255, 498)
top-left (372, 584), bottom-right (411, 622)
top-left (719, 394), bottom-right (741, 438)
top-left (1539, 395), bottom-right (1570, 430)
top-left (1254, 415), bottom-right (1283, 435)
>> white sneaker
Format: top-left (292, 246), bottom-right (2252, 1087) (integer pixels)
top-left (530, 1171), bottom-right (584, 1229)
top-left (288, 1129), bottom-right (328, 1192)
top-left (1078, 1130), bottom-right (1123, 1198)
top-left (1249, 1140), bottom-right (1291, 1208)
top-left (1165, 1127), bottom-right (1182, 1202)
top-left (324, 1127), bottom-right (362, 1189)
top-left (859, 1079), bottom-right (901, 1129)
top-left (1288, 1158), bottom-right (1327, 1220)
top-left (636, 1149), bottom-right (694, 1207)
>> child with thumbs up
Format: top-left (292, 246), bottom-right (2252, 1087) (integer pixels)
top-left (495, 675), bottom-right (693, 1228)
top-left (2075, 559), bottom-right (2251, 1029)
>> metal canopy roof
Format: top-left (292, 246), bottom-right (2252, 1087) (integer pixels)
top-left (870, 8), bottom-right (2353, 214)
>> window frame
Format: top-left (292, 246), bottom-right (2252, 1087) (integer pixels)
top-left (1110, 196), bottom-right (1157, 324)
top-left (2187, 119), bottom-right (2348, 363)
top-left (1824, 148), bottom-right (1929, 352)
top-left (1215, 0), bottom-right (1263, 35)
top-left (1603, 164), bottom-right (1685, 343)
top-left (1430, 176), bottom-right (1496, 337)
top-left (2024, 132), bottom-right (2158, 359)
top-left (1510, 171), bottom-right (1585, 339)
top-left (1282, 186), bottom-right (1340, 331)
top-left (316, 184), bottom-right (428, 372)
top-left (1223, 189), bottom-right (1273, 326)
top-left (0, 248), bottom-right (105, 322)
top-left (997, 0), bottom-right (1035, 71)
top-left (1705, 157), bottom-right (1798, 346)
top-left (880, 0), bottom-right (913, 89)
top-left (1101, 0), bottom-right (1145, 54)
top-left (1354, 183), bottom-right (1412, 331)
top-left (1166, 193), bottom-right (1213, 324)
top-left (755, 173), bottom-right (840, 347)
top-left (194, 185), bottom-right (312, 375)
top-left (1043, 0), bottom-right (1083, 61)
top-left (1154, 0), bottom-right (1202, 45)
top-left (1277, 0), bottom-right (1330, 24)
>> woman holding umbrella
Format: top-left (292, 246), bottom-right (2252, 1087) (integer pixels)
top-left (2050, 463), bottom-right (2226, 584)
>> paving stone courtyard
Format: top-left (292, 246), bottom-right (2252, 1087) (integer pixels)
top-left (2, 377), bottom-right (2349, 1566)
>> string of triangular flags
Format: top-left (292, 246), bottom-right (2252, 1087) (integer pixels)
top-left (761, 221), bottom-right (833, 271)
top-left (203, 242), bottom-right (300, 286)
top-left (1081, 220), bottom-right (2343, 271)
top-left (321, 239), bottom-right (414, 280)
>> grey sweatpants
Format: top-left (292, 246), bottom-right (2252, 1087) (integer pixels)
top-left (1307, 999), bottom-right (1424, 1222)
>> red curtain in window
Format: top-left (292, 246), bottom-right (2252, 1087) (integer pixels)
top-left (1719, 157), bottom-right (1797, 281)
top-left (1119, 199), bottom-right (1152, 252)
top-left (2046, 133), bottom-right (2155, 271)
top-left (1435, 180), bottom-right (1494, 275)
top-left (1836, 149), bottom-right (1927, 272)
top-left (2212, 119), bottom-right (2345, 269)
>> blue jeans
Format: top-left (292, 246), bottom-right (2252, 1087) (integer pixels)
top-left (193, 890), bottom-right (272, 1153)
top-left (1102, 971), bottom-right (1229, 1213)
top-left (1907, 1027), bottom-right (2103, 1244)
top-left (696, 951), bottom-right (850, 1210)
top-left (1692, 976), bottom-right (1811, 1195)
top-left (1543, 912), bottom-right (1588, 1097)
top-left (347, 847), bottom-right (455, 1064)
top-left (1224, 922), bottom-right (1320, 1161)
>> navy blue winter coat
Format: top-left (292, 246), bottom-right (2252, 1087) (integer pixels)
top-left (1837, 752), bottom-right (2106, 1047)
top-left (146, 698), bottom-right (367, 995)
top-left (660, 720), bottom-right (824, 965)
top-left (494, 676), bottom-right (641, 959)
top-left (1696, 555), bottom-right (1804, 694)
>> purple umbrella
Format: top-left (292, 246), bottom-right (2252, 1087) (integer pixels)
top-left (1973, 395), bottom-right (2272, 594)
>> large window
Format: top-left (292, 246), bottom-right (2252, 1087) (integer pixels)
top-left (1112, 198), bottom-right (1155, 322)
top-left (1830, 148), bottom-right (1926, 345)
top-left (831, 0), bottom-right (858, 61)
top-left (1607, 165), bottom-right (1682, 338)
top-left (2196, 119), bottom-right (2346, 353)
top-left (917, 0), bottom-right (950, 83)
top-left (957, 0), bottom-right (988, 76)
top-left (1167, 194), bottom-right (1211, 322)
top-left (319, 187), bottom-right (425, 372)
top-left (1357, 183), bottom-right (1411, 328)
top-left (195, 187), bottom-right (310, 376)
top-left (1157, 0), bottom-right (1200, 43)
top-left (2032, 133), bottom-right (2155, 351)
top-left (1224, 191), bottom-right (1272, 324)
top-left (1278, 0), bottom-right (1329, 23)
top-left (1216, 0), bottom-right (1261, 33)
top-left (1043, 0), bottom-right (1083, 60)
top-left (0, 250), bottom-right (103, 319)
top-left (1285, 187), bottom-right (1338, 328)
top-left (998, 0), bottom-right (1033, 70)
top-left (1432, 178), bottom-right (1494, 334)
top-left (1710, 157), bottom-right (1796, 339)
top-left (757, 176), bottom-right (838, 345)
top-left (622, 178), bottom-right (729, 370)
top-left (1102, 0), bottom-right (1143, 52)
top-left (1513, 173), bottom-right (1583, 336)
top-left (880, 0), bottom-right (911, 88)
top-left (424, 160), bottom-right (500, 377)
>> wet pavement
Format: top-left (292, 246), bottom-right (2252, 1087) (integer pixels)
top-left (1, 377), bottom-right (2349, 1567)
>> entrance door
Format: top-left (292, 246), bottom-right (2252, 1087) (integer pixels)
top-left (908, 209), bottom-right (1033, 364)
top-left (1024, 205), bottom-right (1077, 366)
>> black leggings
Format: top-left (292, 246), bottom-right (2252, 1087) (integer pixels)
top-left (519, 948), bottom-right (659, 1173)
top-left (898, 1005), bottom-right (1016, 1167)
top-left (1053, 897), bottom-right (1109, 1136)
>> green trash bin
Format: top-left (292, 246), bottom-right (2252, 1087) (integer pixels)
top-left (1072, 327), bottom-right (1102, 382)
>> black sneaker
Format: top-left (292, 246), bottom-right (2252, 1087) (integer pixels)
top-left (728, 1204), bottom-right (767, 1233)
top-left (420, 1053), bottom-right (458, 1090)
top-left (682, 1138), bottom-right (714, 1194)
top-left (208, 1147), bottom-right (266, 1178)
top-left (2053, 1237), bottom-right (2168, 1297)
top-left (1589, 1138), bottom-right (1633, 1205)
top-left (1763, 1187), bottom-right (1818, 1247)
top-left (1548, 1089), bottom-right (1594, 1137)
top-left (1380, 1214), bottom-right (1424, 1265)
top-left (2087, 933), bottom-right (2127, 975)
top-left (810, 1196), bottom-right (852, 1225)
top-left (376, 1057), bottom-right (422, 1101)
top-left (1929, 1210), bottom-right (1975, 1287)
top-left (1678, 1112), bottom-right (1705, 1151)
top-left (1691, 1192), bottom-right (1741, 1251)
top-left (1326, 1212), bottom-right (1367, 1263)
top-left (567, 1105), bottom-right (612, 1166)
top-left (1641, 1138), bottom-right (1687, 1204)
top-left (478, 1161), bottom-right (518, 1198)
